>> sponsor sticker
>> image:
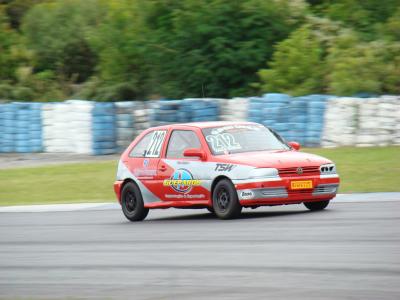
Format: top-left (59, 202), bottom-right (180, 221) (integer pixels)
top-left (133, 169), bottom-right (157, 177)
top-left (240, 190), bottom-right (255, 199)
top-left (163, 169), bottom-right (201, 194)
top-left (165, 194), bottom-right (205, 199)
top-left (215, 163), bottom-right (235, 172)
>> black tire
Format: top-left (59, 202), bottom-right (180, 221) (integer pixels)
top-left (304, 200), bottom-right (330, 211)
top-left (121, 182), bottom-right (149, 221)
top-left (212, 179), bottom-right (242, 219)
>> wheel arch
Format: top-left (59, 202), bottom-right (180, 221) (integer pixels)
top-left (211, 175), bottom-right (233, 199)
top-left (121, 178), bottom-right (140, 191)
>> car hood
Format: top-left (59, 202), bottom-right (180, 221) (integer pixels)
top-left (218, 150), bottom-right (332, 168)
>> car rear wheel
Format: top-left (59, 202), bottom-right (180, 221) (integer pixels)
top-left (304, 200), bottom-right (330, 211)
top-left (121, 182), bottom-right (149, 221)
top-left (212, 179), bottom-right (242, 219)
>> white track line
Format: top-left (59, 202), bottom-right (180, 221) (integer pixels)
top-left (0, 193), bottom-right (399, 213)
top-left (0, 202), bottom-right (119, 213)
top-left (335, 192), bottom-right (400, 203)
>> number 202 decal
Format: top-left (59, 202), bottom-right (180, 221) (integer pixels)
top-left (146, 131), bottom-right (166, 157)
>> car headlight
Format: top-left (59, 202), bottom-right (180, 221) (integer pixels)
top-left (249, 168), bottom-right (279, 179)
top-left (320, 164), bottom-right (336, 174)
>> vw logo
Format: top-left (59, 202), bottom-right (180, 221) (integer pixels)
top-left (296, 167), bottom-right (303, 175)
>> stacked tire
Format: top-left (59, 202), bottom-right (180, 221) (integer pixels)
top-left (92, 102), bottom-right (116, 155)
top-left (115, 101), bottom-right (153, 152)
top-left (151, 100), bottom-right (181, 126)
top-left (261, 93), bottom-right (291, 141)
top-left (66, 100), bottom-right (94, 154)
top-left (179, 98), bottom-right (220, 122)
top-left (42, 102), bottom-right (71, 152)
top-left (115, 101), bottom-right (136, 152)
top-left (248, 97), bottom-right (266, 123)
top-left (305, 95), bottom-right (331, 147)
top-left (219, 98), bottom-right (249, 122)
top-left (322, 97), bottom-right (360, 147)
top-left (356, 96), bottom-right (400, 146)
top-left (0, 103), bottom-right (16, 153)
top-left (42, 101), bottom-right (94, 154)
top-left (134, 101), bottom-right (153, 135)
top-left (288, 97), bottom-right (308, 145)
top-left (15, 103), bottom-right (43, 153)
top-left (248, 94), bottom-right (292, 141)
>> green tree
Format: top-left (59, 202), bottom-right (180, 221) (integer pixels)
top-left (379, 7), bottom-right (400, 41)
top-left (0, 10), bottom-right (18, 81)
top-left (327, 41), bottom-right (383, 95)
top-left (308, 0), bottom-right (400, 40)
top-left (22, 0), bottom-right (106, 83)
top-left (257, 13), bottom-right (400, 97)
top-left (1, 0), bottom-right (45, 29)
top-left (257, 24), bottom-right (326, 96)
top-left (145, 0), bottom-right (307, 98)
top-left (256, 17), bottom-right (354, 96)
top-left (327, 39), bottom-right (400, 95)
top-left (0, 9), bottom-right (33, 99)
top-left (13, 67), bottom-right (65, 101)
top-left (82, 0), bottom-right (152, 100)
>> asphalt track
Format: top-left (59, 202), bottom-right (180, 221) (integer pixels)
top-left (1, 197), bottom-right (399, 299)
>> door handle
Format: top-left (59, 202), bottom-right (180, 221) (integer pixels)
top-left (159, 165), bottom-right (167, 172)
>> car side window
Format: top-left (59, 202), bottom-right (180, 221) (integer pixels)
top-left (166, 130), bottom-right (201, 159)
top-left (129, 130), bottom-right (167, 158)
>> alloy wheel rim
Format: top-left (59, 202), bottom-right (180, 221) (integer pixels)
top-left (125, 191), bottom-right (137, 213)
top-left (217, 188), bottom-right (230, 211)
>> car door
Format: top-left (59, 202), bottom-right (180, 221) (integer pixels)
top-left (158, 129), bottom-right (210, 202)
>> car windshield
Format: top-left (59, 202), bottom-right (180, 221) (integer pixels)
top-left (202, 124), bottom-right (289, 155)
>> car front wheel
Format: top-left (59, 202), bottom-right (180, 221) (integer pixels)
top-left (304, 200), bottom-right (330, 211)
top-left (121, 182), bottom-right (149, 221)
top-left (212, 179), bottom-right (242, 219)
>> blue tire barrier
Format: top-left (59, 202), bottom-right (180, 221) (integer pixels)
top-left (92, 102), bottom-right (116, 155)
top-left (0, 102), bottom-right (43, 153)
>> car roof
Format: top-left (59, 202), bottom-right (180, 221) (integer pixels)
top-left (150, 121), bottom-right (258, 130)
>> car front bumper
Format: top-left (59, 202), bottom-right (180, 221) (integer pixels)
top-left (233, 174), bottom-right (340, 206)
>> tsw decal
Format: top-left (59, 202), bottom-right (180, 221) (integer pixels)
top-left (215, 163), bottom-right (235, 172)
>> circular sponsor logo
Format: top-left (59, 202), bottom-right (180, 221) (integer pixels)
top-left (296, 167), bottom-right (303, 175)
top-left (170, 169), bottom-right (197, 194)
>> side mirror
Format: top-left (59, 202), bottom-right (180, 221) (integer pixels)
top-left (183, 148), bottom-right (206, 160)
top-left (288, 141), bottom-right (301, 151)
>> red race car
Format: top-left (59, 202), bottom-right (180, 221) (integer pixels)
top-left (114, 122), bottom-right (340, 221)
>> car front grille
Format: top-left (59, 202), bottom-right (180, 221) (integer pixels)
top-left (278, 166), bottom-right (320, 177)
top-left (260, 187), bottom-right (288, 198)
